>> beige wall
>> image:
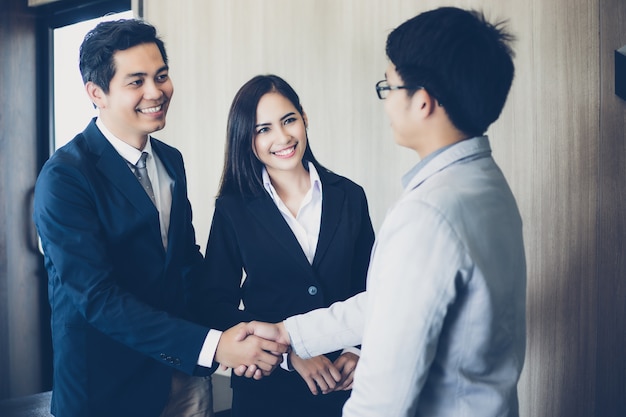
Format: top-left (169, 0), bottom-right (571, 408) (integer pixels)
top-left (144, 0), bottom-right (430, 239)
top-left (140, 1), bottom-right (626, 416)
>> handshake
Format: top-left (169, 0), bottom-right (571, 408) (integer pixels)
top-left (213, 321), bottom-right (356, 395)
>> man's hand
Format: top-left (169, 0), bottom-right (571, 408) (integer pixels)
top-left (236, 320), bottom-right (291, 345)
top-left (231, 321), bottom-right (291, 379)
top-left (290, 352), bottom-right (341, 395)
top-left (333, 351), bottom-right (359, 391)
top-left (214, 323), bottom-right (289, 379)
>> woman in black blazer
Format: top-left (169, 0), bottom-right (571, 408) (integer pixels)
top-left (194, 74), bottom-right (375, 417)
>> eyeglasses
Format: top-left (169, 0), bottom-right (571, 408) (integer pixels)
top-left (375, 80), bottom-right (422, 100)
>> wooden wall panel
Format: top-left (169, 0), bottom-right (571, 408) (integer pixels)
top-left (597, 0), bottom-right (626, 416)
top-left (0, 0), bottom-right (47, 399)
top-left (521, 1), bottom-right (598, 416)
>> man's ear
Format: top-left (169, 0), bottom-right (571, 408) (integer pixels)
top-left (416, 89), bottom-right (439, 114)
top-left (85, 81), bottom-right (105, 109)
top-left (409, 88), bottom-right (438, 121)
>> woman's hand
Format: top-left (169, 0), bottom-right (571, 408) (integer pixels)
top-left (333, 351), bottom-right (359, 391)
top-left (289, 351), bottom-right (342, 395)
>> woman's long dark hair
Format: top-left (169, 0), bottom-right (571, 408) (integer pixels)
top-left (218, 74), bottom-right (322, 197)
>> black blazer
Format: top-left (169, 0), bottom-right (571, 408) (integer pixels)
top-left (194, 165), bottom-right (375, 416)
top-left (33, 118), bottom-right (211, 417)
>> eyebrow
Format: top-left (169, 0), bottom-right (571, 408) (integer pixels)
top-left (255, 112), bottom-right (296, 128)
top-left (125, 65), bottom-right (169, 79)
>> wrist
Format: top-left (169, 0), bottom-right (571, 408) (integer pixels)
top-left (277, 321), bottom-right (290, 345)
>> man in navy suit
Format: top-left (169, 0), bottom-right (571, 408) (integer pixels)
top-left (33, 19), bottom-right (287, 417)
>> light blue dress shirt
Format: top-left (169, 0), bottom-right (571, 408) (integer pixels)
top-left (285, 136), bottom-right (527, 417)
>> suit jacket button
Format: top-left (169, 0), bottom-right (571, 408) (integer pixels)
top-left (174, 358), bottom-right (181, 365)
top-left (307, 286), bottom-right (318, 296)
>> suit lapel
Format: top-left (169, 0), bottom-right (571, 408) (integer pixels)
top-left (313, 173), bottom-right (345, 267)
top-left (247, 195), bottom-right (313, 275)
top-left (246, 168), bottom-right (347, 273)
top-left (83, 119), bottom-right (161, 230)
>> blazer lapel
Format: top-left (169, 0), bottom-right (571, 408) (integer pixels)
top-left (313, 175), bottom-right (345, 267)
top-left (247, 195), bottom-right (313, 275)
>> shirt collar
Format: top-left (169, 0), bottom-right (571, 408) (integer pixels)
top-left (401, 143), bottom-right (453, 188)
top-left (401, 136), bottom-right (492, 191)
top-left (262, 161), bottom-right (322, 200)
top-left (96, 117), bottom-right (153, 165)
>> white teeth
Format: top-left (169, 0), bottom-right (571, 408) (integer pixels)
top-left (273, 146), bottom-right (295, 156)
top-left (139, 105), bottom-right (162, 114)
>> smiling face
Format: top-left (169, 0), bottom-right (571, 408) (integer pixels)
top-left (253, 92), bottom-right (308, 176)
top-left (87, 42), bottom-right (173, 149)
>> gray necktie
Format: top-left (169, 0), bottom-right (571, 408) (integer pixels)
top-left (131, 152), bottom-right (157, 206)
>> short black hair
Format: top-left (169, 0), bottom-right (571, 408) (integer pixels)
top-left (219, 74), bottom-right (322, 197)
top-left (79, 18), bottom-right (168, 93)
top-left (386, 7), bottom-right (515, 137)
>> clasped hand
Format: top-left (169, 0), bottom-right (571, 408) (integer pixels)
top-left (222, 321), bottom-right (359, 392)
top-left (213, 322), bottom-right (289, 380)
top-left (289, 351), bottom-right (359, 395)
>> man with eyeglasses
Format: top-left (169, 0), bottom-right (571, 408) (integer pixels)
top-left (236, 6), bottom-right (527, 417)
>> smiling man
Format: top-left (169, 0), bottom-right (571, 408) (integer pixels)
top-left (33, 19), bottom-right (287, 417)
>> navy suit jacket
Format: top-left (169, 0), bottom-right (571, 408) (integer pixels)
top-left (33, 119), bottom-right (211, 417)
top-left (193, 165), bottom-right (375, 415)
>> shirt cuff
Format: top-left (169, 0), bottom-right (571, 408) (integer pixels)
top-left (197, 329), bottom-right (222, 367)
top-left (279, 352), bottom-right (294, 371)
top-left (342, 346), bottom-right (361, 357)
top-left (284, 316), bottom-right (310, 358)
